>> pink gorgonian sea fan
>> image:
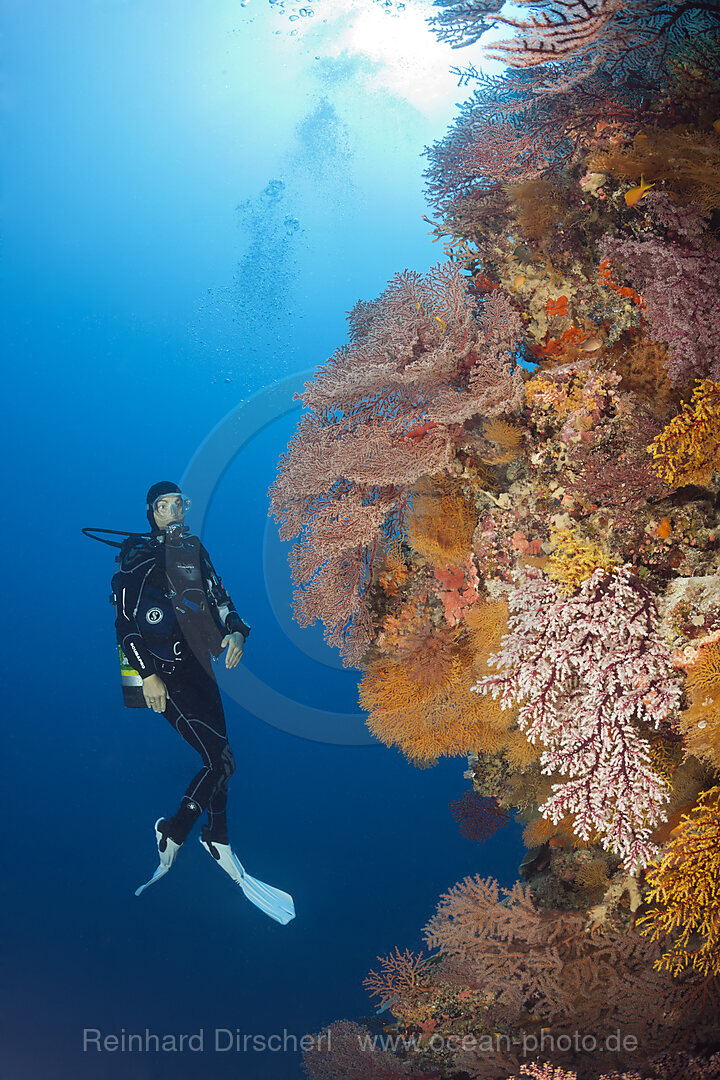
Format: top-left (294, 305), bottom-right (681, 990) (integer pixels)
top-left (268, 262), bottom-right (524, 667)
top-left (473, 566), bottom-right (683, 871)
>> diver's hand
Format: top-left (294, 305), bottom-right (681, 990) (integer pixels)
top-left (222, 632), bottom-right (245, 669)
top-left (142, 674), bottom-right (167, 713)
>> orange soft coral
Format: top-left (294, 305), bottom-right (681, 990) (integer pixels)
top-left (677, 636), bottom-right (720, 771)
top-left (359, 649), bottom-right (494, 764)
top-left (361, 600), bottom-right (524, 763)
top-left (406, 476), bottom-right (478, 568)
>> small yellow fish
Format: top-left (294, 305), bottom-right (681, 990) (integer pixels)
top-left (435, 315), bottom-right (446, 332)
top-left (513, 274), bottom-right (526, 289)
top-left (624, 175), bottom-right (655, 207)
top-left (713, 118), bottom-right (720, 133)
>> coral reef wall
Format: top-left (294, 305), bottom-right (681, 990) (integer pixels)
top-left (269, 1), bottom-right (720, 1076)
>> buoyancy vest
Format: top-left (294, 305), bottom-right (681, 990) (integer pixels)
top-left (110, 530), bottom-right (226, 707)
top-left (162, 528), bottom-right (226, 660)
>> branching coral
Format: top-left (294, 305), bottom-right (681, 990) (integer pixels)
top-left (507, 1055), bottom-right (720, 1079)
top-left (359, 649), bottom-right (489, 764)
top-left (423, 65), bottom-right (647, 218)
top-left (362, 947), bottom-right (433, 1009)
top-left (637, 788), bottom-right (720, 977)
top-left (302, 1019), bottom-right (406, 1080)
top-left (480, 416), bottom-right (524, 464)
top-left (362, 597), bottom-right (525, 763)
top-left (431, 0), bottom-right (720, 100)
top-left (648, 378), bottom-right (720, 488)
top-left (421, 873), bottom-right (711, 1070)
top-left (608, 334), bottom-right (679, 417)
top-left (507, 178), bottom-right (576, 243)
top-left (269, 262), bottom-right (526, 666)
top-left (473, 568), bottom-right (682, 870)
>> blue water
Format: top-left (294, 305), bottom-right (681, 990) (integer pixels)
top-left (2, 3), bottom-right (522, 1077)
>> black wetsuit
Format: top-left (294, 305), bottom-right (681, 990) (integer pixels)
top-left (114, 529), bottom-right (250, 845)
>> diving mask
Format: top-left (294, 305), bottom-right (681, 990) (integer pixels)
top-left (152, 493), bottom-right (191, 521)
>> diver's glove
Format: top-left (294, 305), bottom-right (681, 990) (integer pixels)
top-left (199, 834), bottom-right (295, 925)
top-left (134, 818), bottom-right (182, 897)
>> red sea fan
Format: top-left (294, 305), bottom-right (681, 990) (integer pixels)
top-left (423, 65), bottom-right (649, 221)
top-left (301, 1019), bottom-right (406, 1080)
top-left (449, 790), bottom-right (509, 843)
top-left (428, 0), bottom-right (719, 97)
top-left (269, 263), bottom-right (524, 666)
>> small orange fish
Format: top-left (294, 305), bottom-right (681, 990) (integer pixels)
top-left (513, 274), bottom-right (526, 289)
top-left (580, 336), bottom-right (603, 352)
top-left (624, 175), bottom-right (655, 207)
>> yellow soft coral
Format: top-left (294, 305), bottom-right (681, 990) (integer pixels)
top-left (637, 788), bottom-right (720, 978)
top-left (525, 372), bottom-right (588, 419)
top-left (648, 379), bottom-right (720, 488)
top-left (546, 525), bottom-right (615, 595)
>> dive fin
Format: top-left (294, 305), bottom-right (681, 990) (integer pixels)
top-left (199, 837), bottom-right (295, 925)
top-left (134, 862), bottom-right (172, 897)
top-left (134, 818), bottom-right (182, 897)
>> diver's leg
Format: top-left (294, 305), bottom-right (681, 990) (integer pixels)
top-left (161, 668), bottom-right (232, 845)
top-left (203, 743), bottom-right (235, 844)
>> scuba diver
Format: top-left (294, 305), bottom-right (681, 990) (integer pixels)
top-left (99, 480), bottom-right (295, 925)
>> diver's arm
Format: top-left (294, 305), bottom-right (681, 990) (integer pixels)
top-left (199, 543), bottom-right (251, 640)
top-left (141, 673), bottom-right (167, 712)
top-left (221, 632), bottom-right (244, 669)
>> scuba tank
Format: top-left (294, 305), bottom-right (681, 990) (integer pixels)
top-left (84, 527), bottom-right (153, 709)
top-left (117, 645), bottom-right (146, 708)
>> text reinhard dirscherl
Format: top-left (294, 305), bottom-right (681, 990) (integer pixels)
top-left (82, 1029), bottom-right (329, 1053)
top-left (82, 1028), bottom-right (640, 1056)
